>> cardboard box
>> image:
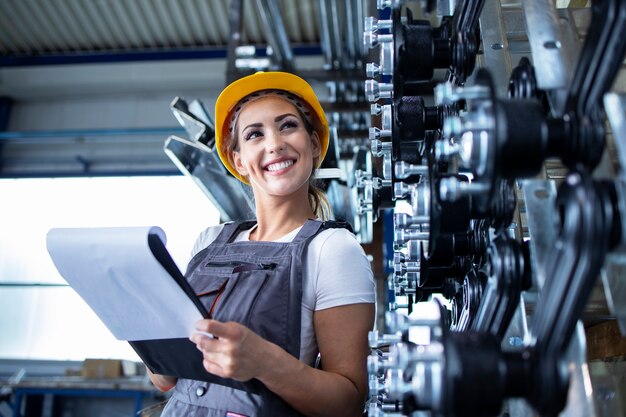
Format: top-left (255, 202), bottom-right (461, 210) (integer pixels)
top-left (81, 358), bottom-right (137, 379)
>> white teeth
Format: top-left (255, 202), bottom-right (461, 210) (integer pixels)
top-left (266, 160), bottom-right (294, 172)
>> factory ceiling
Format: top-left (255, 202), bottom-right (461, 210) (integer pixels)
top-left (0, 0), bottom-right (373, 178)
top-left (0, 0), bottom-right (364, 72)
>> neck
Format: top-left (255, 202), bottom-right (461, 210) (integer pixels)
top-left (250, 187), bottom-right (315, 241)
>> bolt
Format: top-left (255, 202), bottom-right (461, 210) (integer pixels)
top-left (435, 82), bottom-right (490, 104)
top-left (395, 212), bottom-right (428, 227)
top-left (439, 177), bottom-right (490, 202)
top-left (364, 16), bottom-right (393, 32)
top-left (372, 177), bottom-right (391, 189)
top-left (395, 161), bottom-right (428, 179)
top-left (365, 79), bottom-right (393, 102)
top-left (363, 31), bottom-right (393, 49)
top-left (366, 62), bottom-right (380, 78)
top-left (393, 251), bottom-right (406, 264)
top-left (394, 181), bottom-right (412, 199)
top-left (442, 116), bottom-right (464, 138)
top-left (434, 82), bottom-right (455, 105)
top-left (434, 139), bottom-right (460, 161)
top-left (395, 228), bottom-right (429, 243)
top-left (371, 138), bottom-right (392, 157)
top-left (370, 103), bottom-right (382, 116)
top-left (369, 127), bottom-right (391, 141)
top-left (439, 177), bottom-right (461, 202)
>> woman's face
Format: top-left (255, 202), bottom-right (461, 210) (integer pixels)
top-left (231, 96), bottom-right (321, 198)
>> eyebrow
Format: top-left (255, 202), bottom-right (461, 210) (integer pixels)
top-left (241, 113), bottom-right (299, 132)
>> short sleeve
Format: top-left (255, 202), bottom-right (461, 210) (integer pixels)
top-left (190, 224), bottom-right (224, 258)
top-left (311, 228), bottom-right (376, 311)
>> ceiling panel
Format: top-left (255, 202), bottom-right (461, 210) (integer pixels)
top-left (0, 0), bottom-right (322, 57)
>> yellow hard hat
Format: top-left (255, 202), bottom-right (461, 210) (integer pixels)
top-left (214, 71), bottom-right (329, 184)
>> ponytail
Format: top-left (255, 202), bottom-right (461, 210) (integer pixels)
top-left (308, 179), bottom-right (331, 220)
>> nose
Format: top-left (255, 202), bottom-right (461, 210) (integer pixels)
top-left (265, 129), bottom-right (286, 153)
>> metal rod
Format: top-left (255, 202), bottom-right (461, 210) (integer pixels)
top-left (226, 0), bottom-right (244, 83)
top-left (255, 0), bottom-right (294, 71)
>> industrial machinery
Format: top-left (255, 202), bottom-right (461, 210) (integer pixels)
top-left (162, 1), bottom-right (626, 416)
top-left (361, 0), bottom-right (626, 416)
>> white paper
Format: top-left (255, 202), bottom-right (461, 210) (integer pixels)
top-left (46, 226), bottom-right (204, 341)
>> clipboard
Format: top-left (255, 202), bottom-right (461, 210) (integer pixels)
top-left (46, 226), bottom-right (264, 391)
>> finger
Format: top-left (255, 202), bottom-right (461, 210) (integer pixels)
top-left (204, 320), bottom-right (242, 340)
top-left (194, 319), bottom-right (213, 332)
top-left (190, 333), bottom-right (221, 351)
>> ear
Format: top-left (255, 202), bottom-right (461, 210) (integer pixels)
top-left (310, 131), bottom-right (322, 159)
top-left (232, 151), bottom-right (249, 177)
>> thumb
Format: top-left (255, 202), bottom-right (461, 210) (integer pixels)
top-left (204, 319), bottom-right (242, 340)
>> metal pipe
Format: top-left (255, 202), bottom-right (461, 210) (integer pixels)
top-left (344, 0), bottom-right (357, 67)
top-left (316, 0), bottom-right (335, 67)
top-left (255, 0), bottom-right (294, 71)
top-left (226, 0), bottom-right (244, 82)
top-left (329, 0), bottom-right (344, 68)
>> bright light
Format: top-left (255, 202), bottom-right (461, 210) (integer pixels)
top-left (0, 176), bottom-right (220, 361)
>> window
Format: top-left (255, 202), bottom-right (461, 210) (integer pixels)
top-left (0, 176), bottom-right (220, 361)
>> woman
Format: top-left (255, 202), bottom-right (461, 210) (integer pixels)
top-left (149, 72), bottom-right (376, 417)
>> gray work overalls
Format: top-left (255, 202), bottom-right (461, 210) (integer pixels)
top-left (162, 219), bottom-right (350, 417)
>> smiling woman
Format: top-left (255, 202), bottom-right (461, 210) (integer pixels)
top-left (148, 72), bottom-right (377, 417)
top-left (0, 176), bottom-right (219, 360)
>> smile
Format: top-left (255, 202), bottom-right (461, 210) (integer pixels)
top-left (266, 160), bottom-right (295, 172)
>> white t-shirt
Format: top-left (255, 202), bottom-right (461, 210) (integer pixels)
top-left (189, 222), bottom-right (376, 365)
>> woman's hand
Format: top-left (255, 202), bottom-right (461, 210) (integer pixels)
top-left (190, 319), bottom-right (270, 382)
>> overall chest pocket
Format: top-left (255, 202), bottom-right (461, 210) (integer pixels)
top-left (188, 260), bottom-right (279, 327)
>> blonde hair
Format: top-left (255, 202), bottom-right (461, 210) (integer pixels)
top-left (309, 179), bottom-right (331, 221)
top-left (226, 93), bottom-right (331, 220)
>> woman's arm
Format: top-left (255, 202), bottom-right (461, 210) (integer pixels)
top-left (191, 302), bottom-right (375, 417)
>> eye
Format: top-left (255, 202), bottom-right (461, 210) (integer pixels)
top-left (244, 129), bottom-right (263, 141)
top-left (280, 120), bottom-right (299, 131)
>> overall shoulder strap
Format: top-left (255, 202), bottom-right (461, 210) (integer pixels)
top-left (291, 219), bottom-right (354, 243)
top-left (212, 220), bottom-right (258, 244)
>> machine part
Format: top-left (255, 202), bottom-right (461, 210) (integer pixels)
top-left (164, 136), bottom-right (254, 222)
top-left (562, 0), bottom-right (626, 169)
top-left (373, 300), bottom-right (538, 417)
top-left (530, 170), bottom-right (621, 357)
top-left (254, 0), bottom-right (294, 72)
top-left (392, 96), bottom-right (444, 151)
top-left (603, 93), bottom-right (626, 334)
top-left (170, 96), bottom-right (215, 147)
top-left (521, 180), bottom-right (558, 291)
top-left (394, 212), bottom-right (429, 228)
top-left (478, 0), bottom-right (512, 98)
top-left (522, 0), bottom-right (573, 91)
top-left (470, 235), bottom-right (531, 341)
top-left (450, 267), bottom-right (484, 332)
top-left (508, 57), bottom-right (541, 101)
top-left (371, 138), bottom-right (393, 158)
top-left (365, 80), bottom-right (394, 102)
top-left (165, 96), bottom-right (254, 222)
top-left (363, 18), bottom-right (394, 49)
top-left (395, 161), bottom-right (428, 180)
